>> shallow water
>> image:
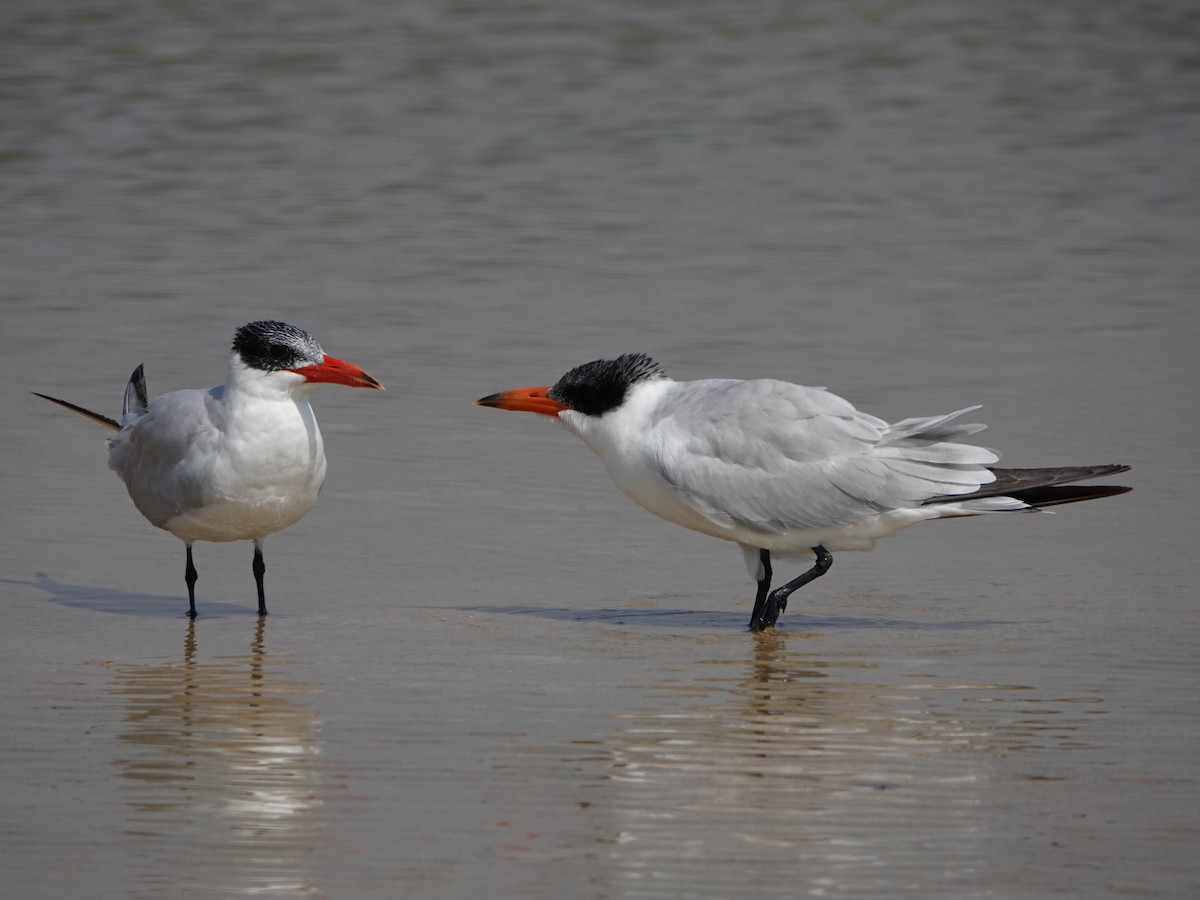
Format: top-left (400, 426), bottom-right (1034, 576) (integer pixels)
top-left (3, 1), bottom-right (1199, 897)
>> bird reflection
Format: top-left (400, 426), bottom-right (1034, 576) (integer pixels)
top-left (112, 619), bottom-right (323, 897)
top-left (584, 631), bottom-right (1103, 897)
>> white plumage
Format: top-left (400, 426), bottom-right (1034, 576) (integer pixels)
top-left (36, 320), bottom-right (382, 617)
top-left (478, 353), bottom-right (1130, 631)
top-left (109, 357), bottom-right (330, 545)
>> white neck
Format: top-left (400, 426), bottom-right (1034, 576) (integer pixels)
top-left (223, 353), bottom-right (316, 403)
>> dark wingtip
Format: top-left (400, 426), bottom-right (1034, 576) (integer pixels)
top-left (123, 364), bottom-right (149, 418)
top-left (933, 464), bottom-right (1134, 507)
top-left (1015, 483), bottom-right (1132, 508)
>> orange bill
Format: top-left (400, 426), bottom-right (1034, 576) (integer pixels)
top-left (290, 355), bottom-right (384, 389)
top-left (476, 386), bottom-right (567, 416)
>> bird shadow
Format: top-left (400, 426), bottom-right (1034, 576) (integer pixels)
top-left (461, 604), bottom-right (1014, 631)
top-left (13, 573), bottom-right (262, 618)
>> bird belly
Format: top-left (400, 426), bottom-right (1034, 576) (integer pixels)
top-left (750, 508), bottom-right (941, 554)
top-left (117, 397), bottom-right (328, 544)
top-left (161, 485), bottom-right (321, 543)
top-left (610, 463), bottom-right (939, 554)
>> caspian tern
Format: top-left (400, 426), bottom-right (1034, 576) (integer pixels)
top-left (34, 320), bottom-right (383, 617)
top-left (477, 353), bottom-right (1131, 631)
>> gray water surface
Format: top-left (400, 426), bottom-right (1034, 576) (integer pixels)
top-left (3, 2), bottom-right (1198, 897)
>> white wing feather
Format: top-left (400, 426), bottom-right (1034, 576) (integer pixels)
top-left (641, 379), bottom-right (997, 538)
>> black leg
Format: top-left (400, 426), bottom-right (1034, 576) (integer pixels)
top-left (252, 542), bottom-right (268, 616)
top-left (750, 545), bottom-right (833, 632)
top-left (184, 544), bottom-right (198, 618)
top-left (747, 549), bottom-right (774, 631)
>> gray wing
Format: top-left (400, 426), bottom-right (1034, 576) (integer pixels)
top-left (107, 387), bottom-right (224, 528)
top-left (644, 379), bottom-right (998, 535)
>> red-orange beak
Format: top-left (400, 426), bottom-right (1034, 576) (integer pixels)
top-left (290, 355), bottom-right (384, 390)
top-left (476, 386), bottom-right (568, 417)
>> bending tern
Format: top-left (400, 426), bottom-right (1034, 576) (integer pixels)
top-left (477, 353), bottom-right (1131, 631)
top-left (34, 320), bottom-right (383, 617)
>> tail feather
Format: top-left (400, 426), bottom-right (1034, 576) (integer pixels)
top-left (925, 464), bottom-right (1131, 509)
top-left (31, 392), bottom-right (120, 431)
top-left (33, 364), bottom-right (148, 432)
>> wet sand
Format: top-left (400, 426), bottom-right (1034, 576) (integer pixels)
top-left (5, 413), bottom-right (1193, 898)
top-left (4, 2), bottom-right (1199, 897)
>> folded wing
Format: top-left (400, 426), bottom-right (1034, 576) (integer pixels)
top-left (646, 380), bottom-right (998, 536)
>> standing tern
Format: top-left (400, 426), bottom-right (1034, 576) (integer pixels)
top-left (477, 353), bottom-right (1131, 631)
top-left (34, 320), bottom-right (383, 617)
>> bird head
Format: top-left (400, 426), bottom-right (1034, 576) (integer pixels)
top-left (232, 320), bottom-right (383, 390)
top-left (477, 353), bottom-right (665, 418)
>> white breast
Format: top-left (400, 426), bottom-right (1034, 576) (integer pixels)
top-left (108, 381), bottom-right (328, 544)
